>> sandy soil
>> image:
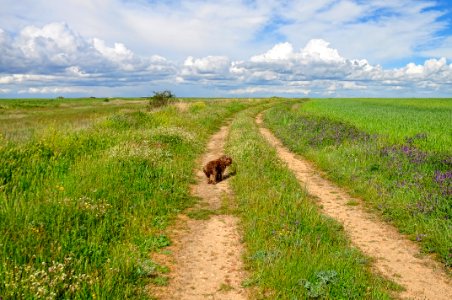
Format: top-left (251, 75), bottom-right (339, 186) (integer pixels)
top-left (256, 113), bottom-right (452, 300)
top-left (151, 125), bottom-right (248, 300)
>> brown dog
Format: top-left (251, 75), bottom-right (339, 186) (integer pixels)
top-left (203, 155), bottom-right (232, 184)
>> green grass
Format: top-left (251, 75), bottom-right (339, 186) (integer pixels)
top-left (226, 104), bottom-right (397, 299)
top-left (264, 99), bottom-right (452, 268)
top-left (186, 208), bottom-right (216, 220)
top-left (301, 98), bottom-right (452, 152)
top-left (0, 98), bottom-right (266, 299)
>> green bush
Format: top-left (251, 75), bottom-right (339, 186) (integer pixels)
top-left (148, 90), bottom-right (175, 109)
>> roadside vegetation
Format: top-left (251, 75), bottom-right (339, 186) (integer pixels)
top-left (0, 98), bottom-right (264, 299)
top-left (226, 104), bottom-right (398, 299)
top-left (264, 99), bottom-right (452, 268)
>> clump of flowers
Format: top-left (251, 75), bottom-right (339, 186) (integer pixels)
top-left (76, 196), bottom-right (112, 217)
top-left (3, 256), bottom-right (98, 299)
top-left (61, 196), bottom-right (111, 218)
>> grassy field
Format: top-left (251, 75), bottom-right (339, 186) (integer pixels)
top-left (301, 98), bottom-right (452, 152)
top-left (0, 98), bottom-right (265, 299)
top-left (226, 104), bottom-right (398, 299)
top-left (0, 98), bottom-right (148, 142)
top-left (1, 97), bottom-right (448, 299)
top-left (264, 98), bottom-right (452, 268)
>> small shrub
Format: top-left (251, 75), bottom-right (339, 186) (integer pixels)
top-left (148, 90), bottom-right (176, 109)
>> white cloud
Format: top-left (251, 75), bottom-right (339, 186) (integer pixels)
top-left (301, 39), bottom-right (345, 63)
top-left (65, 66), bottom-right (89, 77)
top-left (0, 74), bottom-right (58, 84)
top-left (2, 0), bottom-right (449, 64)
top-left (1, 21), bottom-right (452, 97)
top-left (228, 86), bottom-right (311, 95)
top-left (92, 38), bottom-right (137, 71)
top-left (251, 43), bottom-right (294, 62)
top-left (388, 58), bottom-right (452, 84)
top-left (277, 0), bottom-right (448, 63)
top-left (0, 22), bottom-right (177, 85)
top-left (182, 56), bottom-right (230, 76)
top-left (229, 39), bottom-right (365, 84)
top-left (0, 0), bottom-right (274, 60)
top-left (177, 39), bottom-right (452, 96)
top-left (421, 37), bottom-right (452, 60)
top-left (18, 86), bottom-right (91, 94)
top-left (17, 23), bottom-right (82, 57)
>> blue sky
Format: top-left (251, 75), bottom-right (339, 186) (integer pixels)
top-left (0, 0), bottom-right (451, 98)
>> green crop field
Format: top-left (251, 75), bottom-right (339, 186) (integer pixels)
top-left (264, 98), bottom-right (452, 268)
top-left (300, 98), bottom-right (452, 152)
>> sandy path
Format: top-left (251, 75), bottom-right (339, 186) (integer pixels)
top-left (256, 113), bottom-right (452, 300)
top-left (151, 125), bottom-right (247, 300)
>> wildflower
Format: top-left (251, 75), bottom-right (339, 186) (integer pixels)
top-left (434, 170), bottom-right (452, 184)
top-left (415, 234), bottom-right (427, 242)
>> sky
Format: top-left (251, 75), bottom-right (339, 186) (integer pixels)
top-left (0, 0), bottom-right (452, 98)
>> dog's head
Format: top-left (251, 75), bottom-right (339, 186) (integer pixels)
top-left (220, 155), bottom-right (232, 166)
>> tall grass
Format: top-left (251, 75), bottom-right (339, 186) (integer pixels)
top-left (0, 99), bottom-right (264, 299)
top-left (226, 104), bottom-right (397, 299)
top-left (264, 99), bottom-right (452, 268)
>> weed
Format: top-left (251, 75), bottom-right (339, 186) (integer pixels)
top-left (346, 200), bottom-right (360, 206)
top-left (299, 270), bottom-right (338, 298)
top-left (187, 209), bottom-right (216, 220)
top-left (218, 283), bottom-right (234, 292)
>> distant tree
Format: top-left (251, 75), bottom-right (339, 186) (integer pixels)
top-left (148, 90), bottom-right (176, 109)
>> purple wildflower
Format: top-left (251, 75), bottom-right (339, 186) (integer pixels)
top-left (415, 234), bottom-right (427, 242)
top-left (434, 170), bottom-right (452, 197)
top-left (434, 170), bottom-right (452, 183)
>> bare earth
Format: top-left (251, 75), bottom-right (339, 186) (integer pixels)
top-left (151, 125), bottom-right (248, 300)
top-left (256, 113), bottom-right (452, 300)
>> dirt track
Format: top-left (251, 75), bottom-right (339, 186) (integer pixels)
top-left (151, 125), bottom-right (247, 300)
top-left (256, 113), bottom-right (452, 300)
